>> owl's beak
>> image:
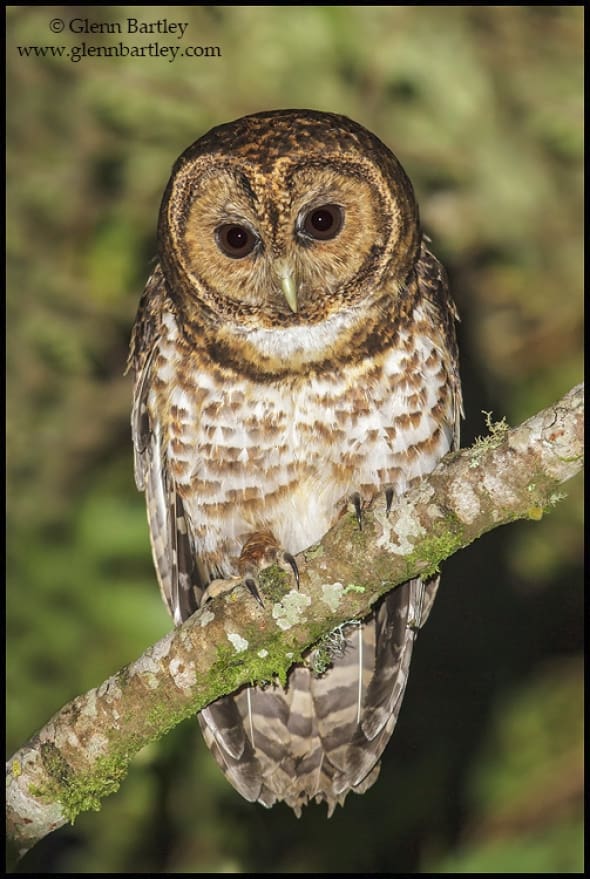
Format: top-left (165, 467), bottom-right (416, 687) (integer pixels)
top-left (274, 260), bottom-right (298, 313)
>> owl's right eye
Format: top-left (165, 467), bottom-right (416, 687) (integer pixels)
top-left (216, 224), bottom-right (258, 259)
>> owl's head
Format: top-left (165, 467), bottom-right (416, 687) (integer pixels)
top-left (158, 110), bottom-right (420, 334)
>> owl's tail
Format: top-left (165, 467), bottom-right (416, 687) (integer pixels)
top-left (198, 576), bottom-right (437, 816)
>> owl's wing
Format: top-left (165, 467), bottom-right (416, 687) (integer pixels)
top-left (411, 242), bottom-right (463, 626)
top-left (418, 241), bottom-right (463, 451)
top-left (129, 265), bottom-right (205, 624)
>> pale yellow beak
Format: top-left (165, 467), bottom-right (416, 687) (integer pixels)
top-left (274, 260), bottom-right (298, 313)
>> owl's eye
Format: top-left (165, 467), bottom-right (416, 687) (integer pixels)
top-left (216, 224), bottom-right (257, 259)
top-left (302, 204), bottom-right (344, 241)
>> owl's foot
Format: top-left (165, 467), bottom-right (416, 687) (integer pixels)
top-left (349, 492), bottom-right (364, 530)
top-left (238, 529), bottom-right (300, 606)
top-left (200, 538), bottom-right (299, 607)
top-left (348, 487), bottom-right (395, 529)
top-left (385, 486), bottom-right (394, 515)
top-left (200, 573), bottom-right (271, 608)
top-left (201, 575), bottom-right (243, 605)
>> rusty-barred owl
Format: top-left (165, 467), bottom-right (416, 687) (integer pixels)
top-left (129, 109), bottom-right (462, 816)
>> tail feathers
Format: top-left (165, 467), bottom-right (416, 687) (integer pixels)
top-left (198, 578), bottom-right (427, 815)
top-left (198, 702), bottom-right (262, 802)
top-left (359, 578), bottom-right (429, 741)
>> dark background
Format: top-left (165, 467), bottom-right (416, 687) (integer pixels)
top-left (7, 6), bottom-right (583, 873)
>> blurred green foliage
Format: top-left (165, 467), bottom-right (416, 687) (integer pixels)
top-left (428, 659), bottom-right (583, 873)
top-left (7, 5), bottom-right (582, 874)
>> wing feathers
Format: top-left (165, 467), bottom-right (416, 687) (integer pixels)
top-left (131, 266), bottom-right (206, 623)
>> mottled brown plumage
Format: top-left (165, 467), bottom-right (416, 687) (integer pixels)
top-left (129, 109), bottom-right (462, 815)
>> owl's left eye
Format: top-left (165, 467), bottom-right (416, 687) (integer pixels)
top-left (301, 204), bottom-right (344, 241)
top-left (216, 224), bottom-right (258, 259)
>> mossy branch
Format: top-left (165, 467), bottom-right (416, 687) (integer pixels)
top-left (6, 383), bottom-right (583, 859)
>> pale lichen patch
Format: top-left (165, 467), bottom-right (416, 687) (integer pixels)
top-left (507, 424), bottom-right (530, 455)
top-left (321, 582), bottom-right (344, 612)
top-left (227, 632), bottom-right (249, 653)
top-left (178, 627), bottom-right (195, 651)
top-left (80, 691), bottom-right (98, 719)
top-left (150, 632), bottom-right (174, 662)
top-left (257, 649), bottom-right (269, 659)
top-left (449, 480), bottom-right (481, 524)
top-left (97, 677), bottom-right (122, 702)
top-left (375, 497), bottom-right (426, 556)
top-left (272, 590), bottom-right (312, 631)
top-left (168, 657), bottom-right (197, 690)
top-left (129, 654), bottom-right (159, 680)
top-left (199, 608), bottom-right (215, 628)
top-left (38, 721), bottom-right (57, 745)
top-left (66, 730), bottom-right (81, 749)
top-left (129, 632), bottom-right (176, 682)
top-left (482, 472), bottom-right (517, 505)
top-left (86, 734), bottom-right (110, 760)
top-left (129, 632), bottom-right (175, 681)
top-left (7, 746), bottom-right (65, 837)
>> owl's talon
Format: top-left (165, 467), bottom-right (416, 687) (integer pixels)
top-left (238, 530), bottom-right (299, 603)
top-left (351, 492), bottom-right (363, 531)
top-left (244, 577), bottom-right (265, 607)
top-left (385, 487), bottom-right (394, 516)
top-left (283, 552), bottom-right (300, 589)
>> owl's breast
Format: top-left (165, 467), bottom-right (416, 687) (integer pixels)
top-left (152, 312), bottom-right (455, 564)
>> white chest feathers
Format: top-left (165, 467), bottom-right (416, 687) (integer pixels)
top-left (152, 313), bottom-right (454, 559)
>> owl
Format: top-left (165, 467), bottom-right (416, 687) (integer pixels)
top-left (129, 109), bottom-right (462, 816)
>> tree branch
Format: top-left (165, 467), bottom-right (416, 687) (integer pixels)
top-left (6, 383), bottom-right (583, 858)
